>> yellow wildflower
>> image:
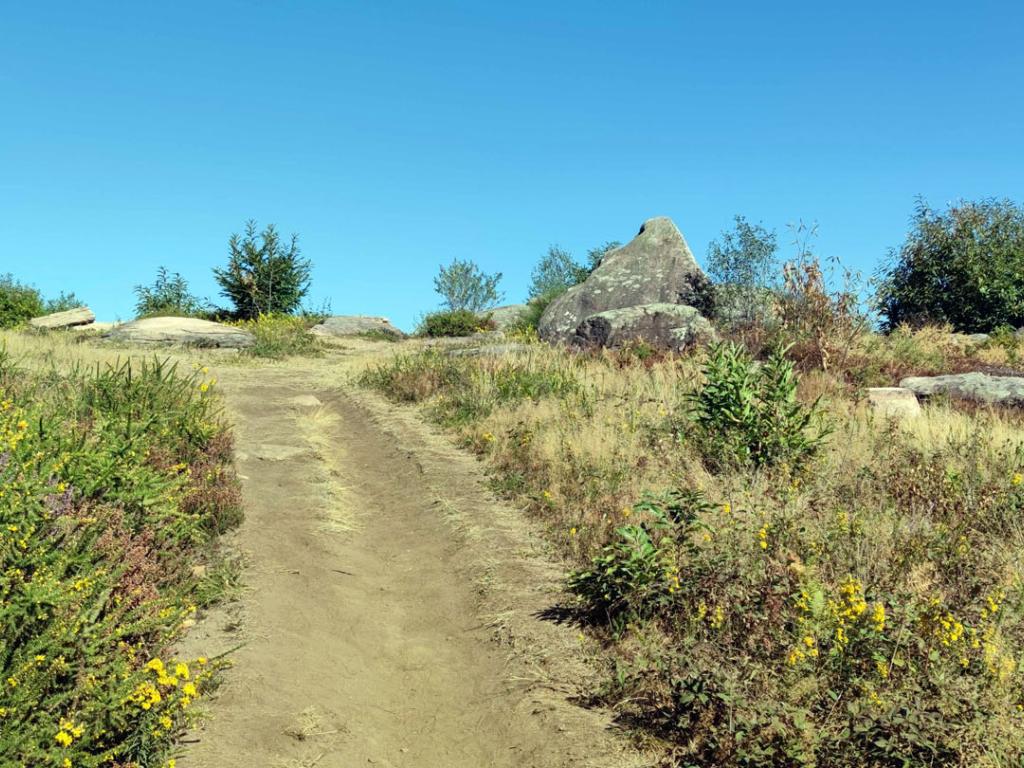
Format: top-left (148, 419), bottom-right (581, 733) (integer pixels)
top-left (55, 731), bottom-right (73, 747)
top-left (871, 603), bottom-right (886, 632)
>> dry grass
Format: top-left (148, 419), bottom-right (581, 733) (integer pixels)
top-left (358, 334), bottom-right (1024, 766)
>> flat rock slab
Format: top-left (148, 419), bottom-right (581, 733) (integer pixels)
top-left (865, 387), bottom-right (921, 418)
top-left (30, 306), bottom-right (95, 329)
top-left (900, 372), bottom-right (1024, 406)
top-left (311, 316), bottom-right (405, 338)
top-left (106, 317), bottom-right (255, 348)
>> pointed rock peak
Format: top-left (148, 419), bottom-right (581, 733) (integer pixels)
top-left (635, 216), bottom-right (691, 250)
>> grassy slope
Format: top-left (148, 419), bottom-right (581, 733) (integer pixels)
top-left (360, 330), bottom-right (1024, 767)
top-left (0, 331), bottom-right (242, 768)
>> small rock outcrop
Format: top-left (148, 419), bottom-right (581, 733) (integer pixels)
top-left (106, 317), bottom-right (255, 348)
top-left (572, 303), bottom-right (716, 352)
top-left (482, 304), bottom-right (529, 331)
top-left (29, 307), bottom-right (95, 330)
top-left (310, 316), bottom-right (405, 339)
top-left (538, 217), bottom-right (714, 345)
top-left (865, 387), bottom-right (922, 418)
top-left (900, 372), bottom-right (1024, 407)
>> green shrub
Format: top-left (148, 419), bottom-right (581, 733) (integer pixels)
top-left (235, 314), bottom-right (321, 359)
top-left (419, 309), bottom-right (494, 337)
top-left (688, 342), bottom-right (831, 470)
top-left (877, 198), bottom-right (1024, 333)
top-left (433, 258), bottom-right (503, 313)
top-left (134, 267), bottom-right (210, 318)
top-left (0, 353), bottom-right (241, 766)
top-left (43, 292), bottom-right (86, 314)
top-left (707, 215), bottom-right (779, 329)
top-left (214, 220), bottom-right (312, 320)
top-left (0, 274), bottom-right (45, 328)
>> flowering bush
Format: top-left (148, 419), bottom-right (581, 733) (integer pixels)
top-left (0, 351), bottom-right (241, 767)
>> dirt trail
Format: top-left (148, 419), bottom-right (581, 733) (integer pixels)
top-left (179, 366), bottom-right (647, 768)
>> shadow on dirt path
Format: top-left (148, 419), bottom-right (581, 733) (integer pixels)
top-left (179, 367), bottom-right (649, 768)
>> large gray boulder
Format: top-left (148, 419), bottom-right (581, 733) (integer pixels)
top-left (900, 372), bottom-right (1024, 406)
top-left (30, 307), bottom-right (95, 330)
top-left (310, 315), bottom-right (405, 339)
top-left (106, 317), bottom-right (255, 348)
top-left (481, 304), bottom-right (529, 331)
top-left (572, 303), bottom-right (716, 352)
top-left (538, 217), bottom-right (714, 343)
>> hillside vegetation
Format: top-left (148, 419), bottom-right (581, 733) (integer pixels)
top-left (361, 326), bottom-right (1024, 766)
top-left (0, 336), bottom-right (241, 767)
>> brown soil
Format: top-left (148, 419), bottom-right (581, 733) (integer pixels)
top-left (178, 364), bottom-right (650, 768)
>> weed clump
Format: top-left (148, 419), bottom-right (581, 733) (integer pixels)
top-left (689, 342), bottom-right (832, 470)
top-left (234, 313), bottom-right (322, 359)
top-left (418, 309), bottom-right (495, 338)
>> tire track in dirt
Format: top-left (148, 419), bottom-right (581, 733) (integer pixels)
top-left (179, 368), bottom-right (649, 768)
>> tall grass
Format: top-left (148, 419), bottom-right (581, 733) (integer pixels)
top-left (0, 347), bottom-right (241, 767)
top-left (360, 339), bottom-right (1024, 766)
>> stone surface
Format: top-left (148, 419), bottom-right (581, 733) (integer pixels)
top-left (106, 317), bottom-right (255, 348)
top-left (900, 372), bottom-right (1024, 406)
top-left (538, 217), bottom-right (714, 343)
top-left (865, 387), bottom-right (922, 418)
top-left (311, 316), bottom-right (405, 338)
top-left (481, 304), bottom-right (529, 330)
top-left (29, 306), bottom-right (95, 329)
top-left (572, 303), bottom-right (717, 352)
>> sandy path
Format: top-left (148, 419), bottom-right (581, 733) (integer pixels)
top-left (179, 367), bottom-right (647, 768)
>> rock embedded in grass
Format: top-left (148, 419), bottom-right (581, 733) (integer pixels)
top-left (865, 386), bottom-right (922, 418)
top-left (106, 316), bottom-right (256, 348)
top-left (900, 371), bottom-right (1024, 406)
top-left (310, 315), bottom-right (406, 339)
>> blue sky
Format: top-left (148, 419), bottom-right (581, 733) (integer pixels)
top-left (2, 1), bottom-right (1021, 330)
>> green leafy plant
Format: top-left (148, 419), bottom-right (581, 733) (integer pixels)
top-left (0, 274), bottom-right (45, 327)
top-left (433, 258), bottom-right (503, 312)
top-left (706, 215), bottom-right (779, 329)
top-left (877, 198), bottom-right (1024, 332)
top-left (528, 245), bottom-right (588, 300)
top-left (688, 342), bottom-right (831, 470)
top-left (214, 220), bottom-right (312, 319)
top-left (0, 354), bottom-right (240, 766)
top-left (43, 292), bottom-right (86, 314)
top-left (134, 267), bottom-right (209, 318)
